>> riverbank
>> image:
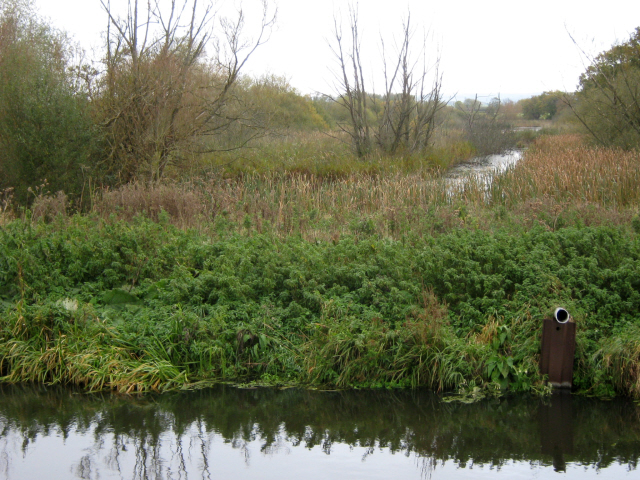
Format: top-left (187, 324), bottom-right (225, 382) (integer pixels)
top-left (0, 215), bottom-right (639, 397)
top-left (1, 135), bottom-right (639, 397)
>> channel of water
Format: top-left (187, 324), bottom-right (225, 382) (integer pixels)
top-left (445, 150), bottom-right (523, 192)
top-left (0, 385), bottom-right (638, 479)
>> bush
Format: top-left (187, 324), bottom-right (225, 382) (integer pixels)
top-left (0, 0), bottom-right (97, 204)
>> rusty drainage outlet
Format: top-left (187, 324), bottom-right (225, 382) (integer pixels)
top-left (540, 308), bottom-right (576, 389)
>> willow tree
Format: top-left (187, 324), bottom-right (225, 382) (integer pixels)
top-left (0, 0), bottom-right (96, 203)
top-left (96, 0), bottom-right (276, 184)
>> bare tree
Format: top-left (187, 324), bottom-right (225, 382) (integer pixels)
top-left (328, 6), bottom-right (444, 157)
top-left (329, 4), bottom-right (371, 157)
top-left (375, 13), bottom-right (444, 155)
top-left (96, 0), bottom-right (276, 184)
top-left (455, 95), bottom-right (514, 156)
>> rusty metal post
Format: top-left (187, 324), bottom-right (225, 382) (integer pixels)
top-left (539, 308), bottom-right (576, 388)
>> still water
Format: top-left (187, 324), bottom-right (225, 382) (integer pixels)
top-left (446, 150), bottom-right (523, 192)
top-left (0, 385), bottom-right (639, 479)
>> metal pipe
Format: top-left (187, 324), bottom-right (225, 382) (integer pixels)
top-left (554, 308), bottom-right (570, 324)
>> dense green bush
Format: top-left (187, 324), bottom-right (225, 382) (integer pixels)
top-left (1, 216), bottom-right (639, 396)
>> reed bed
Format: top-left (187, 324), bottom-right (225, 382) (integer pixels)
top-left (91, 172), bottom-right (480, 241)
top-left (194, 130), bottom-right (476, 178)
top-left (82, 135), bottom-right (639, 241)
top-left (494, 135), bottom-right (640, 208)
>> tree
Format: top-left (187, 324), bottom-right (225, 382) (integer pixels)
top-left (328, 5), bottom-right (444, 157)
top-left (520, 91), bottom-right (564, 120)
top-left (95, 0), bottom-right (276, 184)
top-left (375, 14), bottom-right (444, 155)
top-left (329, 5), bottom-right (372, 156)
top-left (569, 28), bottom-right (640, 148)
top-left (455, 95), bottom-right (514, 156)
top-left (0, 0), bottom-right (96, 203)
top-left (243, 74), bottom-right (328, 131)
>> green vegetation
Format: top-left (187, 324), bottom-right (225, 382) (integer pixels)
top-left (1, 136), bottom-right (640, 397)
top-left (0, 0), bottom-right (513, 203)
top-left (0, 0), bottom-right (97, 204)
top-left (519, 91), bottom-right (568, 121)
top-left (572, 27), bottom-right (640, 148)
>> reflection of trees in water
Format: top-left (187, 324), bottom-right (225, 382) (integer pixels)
top-left (67, 424), bottom-right (217, 480)
top-left (0, 385), bottom-right (638, 479)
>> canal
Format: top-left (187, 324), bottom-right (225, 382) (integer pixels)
top-left (0, 385), bottom-right (638, 479)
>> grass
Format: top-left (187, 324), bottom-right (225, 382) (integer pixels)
top-left (494, 135), bottom-right (640, 208)
top-left (186, 130), bottom-right (477, 178)
top-left (1, 134), bottom-right (639, 397)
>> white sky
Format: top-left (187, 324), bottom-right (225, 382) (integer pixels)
top-left (34, 0), bottom-right (640, 101)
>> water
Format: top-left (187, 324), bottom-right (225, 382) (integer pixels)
top-left (0, 385), bottom-right (638, 479)
top-left (446, 150), bottom-right (523, 191)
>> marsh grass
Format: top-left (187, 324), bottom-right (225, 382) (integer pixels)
top-left (591, 326), bottom-right (640, 398)
top-left (187, 130), bottom-right (477, 178)
top-left (0, 188), bottom-right (15, 226)
top-left (83, 135), bottom-right (640, 242)
top-left (493, 135), bottom-right (640, 207)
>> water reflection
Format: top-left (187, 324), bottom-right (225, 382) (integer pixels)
top-left (539, 391), bottom-right (573, 472)
top-left (448, 150), bottom-right (523, 178)
top-left (445, 150), bottom-right (523, 196)
top-left (0, 385), bottom-right (638, 479)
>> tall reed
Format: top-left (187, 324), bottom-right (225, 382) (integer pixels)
top-left (494, 135), bottom-right (640, 207)
top-left (86, 135), bottom-right (639, 241)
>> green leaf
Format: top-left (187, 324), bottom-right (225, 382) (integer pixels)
top-left (102, 289), bottom-right (141, 306)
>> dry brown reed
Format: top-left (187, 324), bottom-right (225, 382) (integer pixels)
top-left (0, 188), bottom-right (14, 226)
top-left (6, 134), bottom-right (635, 238)
top-left (496, 135), bottom-right (640, 208)
top-left (84, 134), bottom-right (640, 239)
top-left (31, 191), bottom-right (68, 221)
top-left (474, 317), bottom-right (500, 346)
top-left (90, 172), bottom-right (467, 239)
top-left (94, 182), bottom-right (218, 228)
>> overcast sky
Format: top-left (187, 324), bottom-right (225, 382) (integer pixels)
top-left (34, 0), bottom-right (640, 101)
